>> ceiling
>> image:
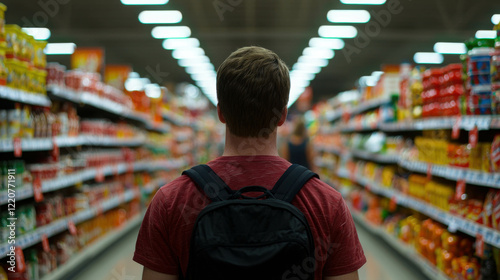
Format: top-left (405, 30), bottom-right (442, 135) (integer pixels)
top-left (4, 0), bottom-right (500, 104)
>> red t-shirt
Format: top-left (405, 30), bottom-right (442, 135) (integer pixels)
top-left (133, 156), bottom-right (366, 278)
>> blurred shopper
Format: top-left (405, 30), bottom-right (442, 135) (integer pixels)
top-left (134, 46), bottom-right (366, 280)
top-left (281, 117), bottom-right (315, 170)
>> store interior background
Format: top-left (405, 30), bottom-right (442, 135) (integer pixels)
top-left (1, 0), bottom-right (500, 279)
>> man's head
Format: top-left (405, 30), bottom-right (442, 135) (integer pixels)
top-left (217, 46), bottom-right (290, 139)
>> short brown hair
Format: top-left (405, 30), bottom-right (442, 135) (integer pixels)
top-left (217, 46), bottom-right (290, 138)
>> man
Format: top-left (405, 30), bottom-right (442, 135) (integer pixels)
top-left (133, 46), bottom-right (366, 280)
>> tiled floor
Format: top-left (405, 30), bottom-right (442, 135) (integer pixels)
top-left (70, 221), bottom-right (428, 280)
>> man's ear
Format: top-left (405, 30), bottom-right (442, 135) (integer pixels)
top-left (217, 104), bottom-right (226, 124)
top-left (277, 107), bottom-right (287, 126)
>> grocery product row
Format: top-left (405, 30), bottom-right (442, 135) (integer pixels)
top-left (312, 19), bottom-right (500, 280)
top-left (315, 128), bottom-right (500, 188)
top-left (350, 208), bottom-right (451, 280)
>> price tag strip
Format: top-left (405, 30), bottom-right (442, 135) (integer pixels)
top-left (351, 173), bottom-right (500, 248)
top-left (379, 116), bottom-right (493, 132)
top-left (0, 189), bottom-right (138, 256)
top-left (399, 158), bottom-right (500, 188)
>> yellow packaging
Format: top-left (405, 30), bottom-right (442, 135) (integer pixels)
top-left (19, 30), bottom-right (29, 62)
top-left (33, 40), bottom-right (47, 69)
top-left (5, 58), bottom-right (16, 88)
top-left (5, 24), bottom-right (21, 59)
top-left (26, 69), bottom-right (35, 93)
top-left (33, 69), bottom-right (47, 94)
top-left (470, 144), bottom-right (483, 171)
top-left (0, 45), bottom-right (5, 85)
top-left (0, 3), bottom-right (6, 45)
top-left (14, 61), bottom-right (28, 91)
top-left (25, 34), bottom-right (35, 65)
top-left (482, 143), bottom-right (492, 172)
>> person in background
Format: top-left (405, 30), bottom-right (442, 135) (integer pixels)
top-left (133, 46), bottom-right (366, 280)
top-left (281, 117), bottom-right (315, 171)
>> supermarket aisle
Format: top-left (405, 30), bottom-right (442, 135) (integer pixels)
top-left (70, 221), bottom-right (428, 280)
top-left (70, 227), bottom-right (143, 280)
top-left (356, 222), bottom-right (427, 280)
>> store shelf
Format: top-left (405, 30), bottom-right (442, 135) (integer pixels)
top-left (399, 158), bottom-right (500, 188)
top-left (48, 85), bottom-right (165, 131)
top-left (346, 171), bottom-right (500, 248)
top-left (142, 178), bottom-right (168, 195)
top-left (380, 116), bottom-right (500, 132)
top-left (0, 135), bottom-right (146, 152)
top-left (0, 158), bottom-right (187, 205)
top-left (40, 214), bottom-right (143, 280)
top-left (337, 123), bottom-right (379, 133)
top-left (0, 86), bottom-right (52, 107)
top-left (351, 149), bottom-right (399, 164)
top-left (0, 189), bottom-right (138, 256)
top-left (162, 111), bottom-right (191, 127)
top-left (328, 97), bottom-right (392, 122)
top-left (314, 144), bottom-right (344, 156)
top-left (350, 97), bottom-right (392, 116)
top-left (80, 135), bottom-right (146, 147)
top-left (350, 209), bottom-right (451, 280)
top-left (314, 157), bottom-right (336, 169)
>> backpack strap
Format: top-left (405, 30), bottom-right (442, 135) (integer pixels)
top-left (271, 164), bottom-right (319, 203)
top-left (182, 164), bottom-right (234, 202)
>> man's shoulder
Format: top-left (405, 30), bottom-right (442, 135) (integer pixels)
top-left (300, 177), bottom-right (343, 205)
top-left (158, 174), bottom-right (198, 198)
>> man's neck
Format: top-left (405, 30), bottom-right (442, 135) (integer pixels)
top-left (222, 129), bottom-right (279, 157)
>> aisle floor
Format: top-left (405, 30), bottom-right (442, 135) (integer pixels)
top-left (70, 221), bottom-right (426, 280)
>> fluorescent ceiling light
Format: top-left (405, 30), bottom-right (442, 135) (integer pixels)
top-left (298, 56), bottom-right (329, 67)
top-left (139, 10), bottom-right (182, 24)
top-left (302, 47), bottom-right (334, 59)
top-left (475, 30), bottom-right (496, 39)
top-left (290, 70), bottom-right (315, 81)
top-left (162, 38), bottom-right (200, 50)
top-left (22, 27), bottom-right (51, 40)
top-left (433, 42), bottom-right (467, 54)
top-left (340, 0), bottom-right (386, 4)
top-left (151, 26), bottom-right (191, 39)
top-left (413, 52), bottom-right (444, 64)
top-left (327, 10), bottom-right (370, 23)
top-left (172, 47), bottom-right (205, 59)
top-left (318, 25), bottom-right (357, 38)
top-left (177, 56), bottom-right (210, 67)
top-left (191, 72), bottom-right (216, 81)
top-left (293, 63), bottom-right (321, 74)
top-left (185, 64), bottom-right (214, 74)
top-left (121, 0), bottom-right (168, 5)
top-left (308, 37), bottom-right (345, 50)
top-left (492, 14), bottom-right (500, 25)
top-left (291, 79), bottom-right (310, 88)
top-left (44, 43), bottom-right (76, 55)
top-left (145, 84), bottom-right (162, 98)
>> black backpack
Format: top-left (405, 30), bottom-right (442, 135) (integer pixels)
top-left (181, 164), bottom-right (319, 280)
